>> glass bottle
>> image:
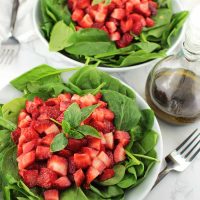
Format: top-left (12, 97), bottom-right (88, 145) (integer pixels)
top-left (145, 8), bottom-right (200, 125)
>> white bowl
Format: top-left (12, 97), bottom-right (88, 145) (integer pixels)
top-left (33, 0), bottom-right (184, 72)
top-left (0, 73), bottom-right (163, 200)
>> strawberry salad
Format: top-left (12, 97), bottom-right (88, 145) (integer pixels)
top-left (0, 65), bottom-right (159, 200)
top-left (40, 0), bottom-right (188, 67)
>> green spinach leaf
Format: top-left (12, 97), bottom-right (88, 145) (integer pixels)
top-left (50, 133), bottom-right (68, 152)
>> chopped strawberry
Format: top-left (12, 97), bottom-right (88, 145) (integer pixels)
top-left (114, 143), bottom-right (126, 163)
top-left (57, 149), bottom-right (72, 158)
top-left (36, 146), bottom-right (51, 160)
top-left (33, 120), bottom-right (52, 134)
top-left (103, 109), bottom-right (115, 121)
top-left (132, 21), bottom-right (143, 35)
top-left (44, 124), bottom-right (60, 135)
top-left (104, 132), bottom-right (114, 150)
top-left (58, 93), bottom-right (71, 102)
top-left (114, 130), bottom-right (130, 146)
top-left (106, 151), bottom-right (114, 167)
top-left (22, 170), bottom-right (38, 188)
top-left (134, 2), bottom-right (151, 17)
top-left (44, 189), bottom-right (59, 200)
top-left (108, 2), bottom-right (116, 12)
top-left (94, 12), bottom-right (107, 23)
top-left (116, 32), bottom-right (134, 48)
top-left (11, 128), bottom-right (21, 144)
top-left (47, 155), bottom-right (68, 176)
top-left (74, 169), bottom-right (85, 187)
top-left (125, 1), bottom-right (134, 14)
top-left (26, 101), bottom-right (37, 114)
top-left (56, 113), bottom-right (64, 123)
top-left (130, 13), bottom-right (146, 26)
top-left (81, 147), bottom-right (99, 159)
top-left (99, 132), bottom-right (106, 145)
top-left (60, 101), bottom-right (71, 112)
top-left (45, 98), bottom-right (60, 106)
top-left (111, 8), bottom-right (125, 20)
top-left (18, 109), bottom-right (28, 121)
top-left (148, 1), bottom-right (158, 16)
top-left (68, 156), bottom-right (76, 174)
top-left (98, 168), bottom-right (115, 181)
top-left (34, 97), bottom-right (43, 106)
top-left (67, 138), bottom-right (83, 152)
top-left (17, 145), bottom-right (23, 156)
top-left (17, 150), bottom-right (36, 170)
top-left (86, 166), bottom-right (100, 185)
top-left (79, 14), bottom-right (93, 28)
top-left (120, 18), bottom-right (133, 33)
top-left (80, 94), bottom-right (97, 108)
top-left (92, 22), bottom-right (104, 29)
top-left (20, 127), bottom-right (39, 144)
top-left (92, 157), bottom-right (106, 173)
top-left (98, 100), bottom-right (107, 108)
top-left (41, 133), bottom-right (56, 146)
top-left (87, 137), bottom-right (101, 151)
top-left (146, 17), bottom-right (155, 27)
top-left (97, 151), bottom-right (111, 167)
top-left (101, 26), bottom-right (109, 34)
top-left (22, 140), bottom-right (37, 154)
top-left (92, 108), bottom-right (104, 122)
top-left (72, 8), bottom-right (84, 22)
top-left (54, 176), bottom-right (71, 189)
top-left (77, 0), bottom-right (90, 9)
top-left (106, 21), bottom-right (117, 33)
top-left (39, 105), bottom-right (61, 119)
top-left (74, 153), bottom-right (91, 169)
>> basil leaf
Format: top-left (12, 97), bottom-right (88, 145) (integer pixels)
top-left (51, 133), bottom-right (68, 152)
top-left (68, 130), bottom-right (84, 139)
top-left (62, 120), bottom-right (71, 133)
top-left (81, 104), bottom-right (99, 122)
top-left (64, 103), bottom-right (81, 128)
top-left (77, 125), bottom-right (100, 138)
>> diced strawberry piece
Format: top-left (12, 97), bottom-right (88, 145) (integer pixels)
top-left (106, 21), bottom-right (117, 33)
top-left (116, 32), bottom-right (134, 48)
top-left (48, 155), bottom-right (68, 176)
top-left (94, 12), bottom-right (107, 23)
top-left (33, 96), bottom-right (43, 106)
top-left (103, 109), bottom-right (115, 121)
top-left (72, 8), bottom-right (84, 22)
top-left (99, 132), bottom-right (106, 145)
top-left (92, 22), bottom-right (104, 29)
top-left (114, 143), bottom-right (126, 163)
top-left (74, 169), bottom-right (85, 187)
top-left (125, 1), bottom-right (134, 14)
top-left (91, 108), bottom-right (104, 122)
top-left (81, 147), bottom-right (99, 159)
top-left (86, 166), bottom-right (100, 185)
top-left (60, 101), bottom-right (71, 112)
top-left (108, 2), bottom-right (116, 12)
top-left (17, 145), bottom-right (23, 156)
top-left (103, 120), bottom-right (115, 133)
top-left (68, 156), bottom-right (76, 174)
top-left (20, 127), bottom-right (39, 144)
top-left (44, 124), bottom-right (60, 135)
top-left (112, 0), bottom-right (123, 7)
top-left (98, 100), bottom-right (107, 108)
top-left (98, 168), bottom-right (115, 181)
top-left (11, 128), bottom-right (21, 144)
top-left (18, 109), bottom-right (28, 121)
top-left (114, 130), bottom-right (130, 146)
top-left (45, 98), bottom-right (60, 106)
top-left (57, 149), bottom-right (72, 158)
top-left (58, 93), bottom-right (71, 102)
top-left (87, 137), bottom-right (101, 151)
top-left (95, 92), bottom-right (102, 100)
top-left (148, 1), bottom-right (158, 15)
top-left (104, 132), bottom-right (114, 150)
top-left (111, 8), bottom-right (125, 20)
top-left (120, 18), bottom-right (133, 33)
top-left (130, 13), bottom-right (146, 26)
top-left (18, 115), bottom-right (32, 128)
top-left (44, 189), bottom-right (59, 200)
top-left (92, 157), bottom-right (106, 173)
top-left (27, 161), bottom-right (47, 170)
top-left (36, 146), bottom-right (51, 160)
top-left (22, 140), bottom-right (37, 154)
top-left (132, 21), bottom-right (143, 35)
top-left (101, 26), bottom-right (109, 34)
top-left (97, 151), bottom-right (111, 167)
top-left (26, 101), bottom-right (37, 114)
top-left (22, 170), bottom-right (38, 188)
top-left (106, 151), bottom-right (114, 167)
top-left (68, 0), bottom-right (77, 11)
top-left (129, 0), bottom-right (140, 5)
top-left (67, 138), bottom-right (83, 152)
top-left (71, 94), bottom-right (81, 104)
top-left (54, 176), bottom-right (71, 189)
top-left (77, 0), bottom-right (90, 9)
top-left (33, 120), bottom-right (52, 134)
top-left (109, 17), bottom-right (119, 26)
top-left (74, 153), bottom-right (91, 169)
top-left (17, 150), bottom-right (36, 170)
top-left (79, 14), bottom-right (93, 28)
top-left (146, 17), bottom-right (155, 27)
top-left (97, 3), bottom-right (109, 13)
top-left (41, 133), bottom-right (56, 146)
top-left (56, 113), bottom-right (64, 123)
top-left (134, 2), bottom-right (151, 17)
top-left (80, 94), bottom-right (97, 108)
top-left (39, 105), bottom-right (61, 119)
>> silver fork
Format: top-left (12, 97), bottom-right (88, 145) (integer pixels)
top-left (153, 128), bottom-right (200, 188)
top-left (0, 0), bottom-right (20, 65)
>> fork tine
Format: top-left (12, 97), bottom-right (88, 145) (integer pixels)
top-left (0, 49), bottom-right (10, 64)
top-left (176, 129), bottom-right (198, 151)
top-left (189, 147), bottom-right (200, 162)
top-left (4, 49), bottom-right (14, 65)
top-left (185, 139), bottom-right (200, 159)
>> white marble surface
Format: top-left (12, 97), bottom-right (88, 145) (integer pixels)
top-left (0, 0), bottom-right (200, 200)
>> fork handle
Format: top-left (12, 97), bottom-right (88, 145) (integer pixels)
top-left (10, 0), bottom-right (19, 34)
top-left (152, 166), bottom-right (172, 189)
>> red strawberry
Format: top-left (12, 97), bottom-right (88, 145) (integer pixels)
top-left (36, 146), bottom-right (51, 160)
top-left (120, 18), bottom-right (133, 33)
top-left (114, 130), bottom-right (130, 146)
top-left (22, 140), bottom-right (37, 154)
top-left (80, 94), bottom-right (97, 108)
top-left (77, 0), bottom-right (90, 9)
top-left (92, 22), bottom-right (104, 29)
top-left (26, 101), bottom-right (37, 114)
top-left (94, 12), bottom-right (107, 23)
top-left (18, 112), bottom-right (32, 128)
top-left (58, 93), bottom-right (71, 102)
top-left (104, 132), bottom-right (114, 150)
top-left (22, 170), bottom-right (38, 188)
top-left (146, 17), bottom-right (155, 27)
top-left (33, 120), bottom-right (52, 134)
top-left (34, 97), bottom-right (43, 106)
top-left (41, 133), bottom-right (56, 146)
top-left (86, 166), bottom-right (100, 185)
top-left (72, 8), bottom-right (84, 22)
top-left (17, 150), bottom-right (36, 170)
top-left (44, 189), bottom-right (59, 200)
top-left (57, 149), bottom-right (72, 158)
top-left (47, 155), bottom-right (68, 176)
top-left (130, 13), bottom-right (146, 26)
top-left (97, 151), bottom-right (111, 168)
top-left (45, 98), bottom-right (60, 106)
top-left (18, 109), bottom-right (28, 121)
top-left (134, 2), bottom-right (151, 17)
top-left (106, 21), bottom-right (117, 33)
top-left (74, 169), bottom-right (85, 187)
top-left (60, 101), bottom-right (71, 112)
top-left (132, 21), bottom-right (143, 35)
top-left (99, 132), bottom-right (106, 145)
top-left (116, 32), bottom-right (134, 48)
top-left (54, 176), bottom-right (71, 189)
top-left (114, 143), bottom-right (126, 163)
top-left (56, 113), bottom-right (64, 123)
top-left (67, 138), bottom-right (83, 152)
top-left (106, 151), bottom-right (114, 167)
top-left (44, 124), bottom-right (60, 135)
top-left (92, 108), bottom-right (104, 122)
top-left (92, 157), bottom-right (106, 173)
top-left (74, 153), bottom-right (91, 169)
top-left (39, 105), bottom-right (61, 119)
top-left (98, 168), bottom-right (115, 181)
top-left (11, 128), bottom-right (21, 144)
top-left (68, 156), bottom-right (76, 174)
top-left (98, 100), bottom-right (107, 108)
top-left (81, 147), bottom-right (99, 159)
top-left (101, 26), bottom-right (109, 34)
top-left (108, 2), bottom-right (116, 12)
top-left (148, 1), bottom-right (158, 16)
top-left (125, 1), bottom-right (134, 14)
top-left (111, 8), bottom-right (125, 20)
top-left (79, 14), bottom-right (93, 28)
top-left (103, 109), bottom-right (115, 121)
top-left (87, 137), bottom-right (101, 151)
top-left (20, 127), bottom-right (39, 144)
top-left (17, 145), bottom-right (23, 156)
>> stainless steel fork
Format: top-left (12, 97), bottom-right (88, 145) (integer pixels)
top-left (0, 0), bottom-right (20, 65)
top-left (153, 129), bottom-right (200, 188)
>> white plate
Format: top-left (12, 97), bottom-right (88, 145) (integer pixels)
top-left (0, 74), bottom-right (163, 200)
top-left (33, 0), bottom-right (184, 72)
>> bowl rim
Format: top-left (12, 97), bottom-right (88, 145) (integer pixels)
top-left (33, 0), bottom-right (185, 72)
top-left (0, 73), bottom-right (163, 200)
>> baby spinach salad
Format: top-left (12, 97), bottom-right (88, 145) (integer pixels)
top-left (0, 65), bottom-right (159, 200)
top-left (39, 0), bottom-right (188, 68)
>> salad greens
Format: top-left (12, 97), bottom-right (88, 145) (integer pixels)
top-left (39, 0), bottom-right (188, 68)
top-left (0, 64), bottom-right (159, 199)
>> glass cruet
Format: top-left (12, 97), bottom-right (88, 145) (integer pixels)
top-left (145, 7), bottom-right (200, 125)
